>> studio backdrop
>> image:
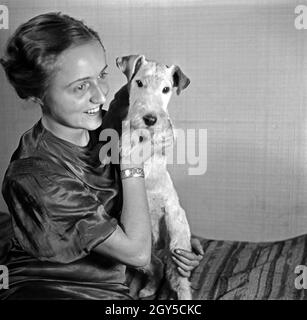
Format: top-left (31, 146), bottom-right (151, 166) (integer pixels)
top-left (0, 0), bottom-right (306, 242)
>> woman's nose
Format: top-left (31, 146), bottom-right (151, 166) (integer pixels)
top-left (90, 83), bottom-right (107, 105)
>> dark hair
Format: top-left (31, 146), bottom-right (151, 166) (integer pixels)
top-left (0, 12), bottom-right (104, 100)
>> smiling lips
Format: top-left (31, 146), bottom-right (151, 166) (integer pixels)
top-left (85, 105), bottom-right (102, 115)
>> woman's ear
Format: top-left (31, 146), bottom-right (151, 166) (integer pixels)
top-left (116, 55), bottom-right (146, 81)
top-left (170, 65), bottom-right (190, 95)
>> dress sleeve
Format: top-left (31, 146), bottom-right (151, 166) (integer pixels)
top-left (2, 172), bottom-right (118, 263)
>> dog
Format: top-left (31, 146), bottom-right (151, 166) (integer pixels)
top-left (101, 55), bottom-right (192, 300)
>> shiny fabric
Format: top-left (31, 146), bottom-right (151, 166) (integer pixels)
top-left (0, 86), bottom-right (133, 299)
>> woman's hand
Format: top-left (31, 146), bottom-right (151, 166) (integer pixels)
top-left (171, 238), bottom-right (204, 278)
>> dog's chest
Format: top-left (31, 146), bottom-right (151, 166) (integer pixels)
top-left (144, 156), bottom-right (170, 246)
top-left (146, 191), bottom-right (168, 247)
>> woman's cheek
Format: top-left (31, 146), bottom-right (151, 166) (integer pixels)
top-left (70, 92), bottom-right (90, 109)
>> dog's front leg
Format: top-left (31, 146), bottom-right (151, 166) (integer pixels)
top-left (164, 202), bottom-right (193, 300)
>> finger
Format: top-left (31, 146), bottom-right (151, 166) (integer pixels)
top-left (177, 267), bottom-right (191, 278)
top-left (172, 251), bottom-right (200, 267)
top-left (174, 249), bottom-right (203, 261)
top-left (191, 238), bottom-right (205, 256)
top-left (172, 255), bottom-right (195, 272)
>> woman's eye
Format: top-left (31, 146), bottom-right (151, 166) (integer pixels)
top-left (136, 80), bottom-right (143, 88)
top-left (75, 82), bottom-right (89, 92)
top-left (162, 86), bottom-right (170, 94)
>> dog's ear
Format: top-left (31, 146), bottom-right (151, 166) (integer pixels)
top-left (116, 55), bottom-right (146, 81)
top-left (170, 65), bottom-right (190, 95)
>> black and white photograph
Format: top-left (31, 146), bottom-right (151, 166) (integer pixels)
top-left (0, 0), bottom-right (306, 310)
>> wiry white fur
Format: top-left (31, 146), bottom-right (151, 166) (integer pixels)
top-left (122, 58), bottom-right (192, 300)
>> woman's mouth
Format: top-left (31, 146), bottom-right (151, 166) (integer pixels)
top-left (85, 105), bottom-right (102, 115)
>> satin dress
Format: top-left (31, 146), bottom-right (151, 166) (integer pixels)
top-left (0, 87), bottom-right (134, 300)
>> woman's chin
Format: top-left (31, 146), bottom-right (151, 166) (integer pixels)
top-left (84, 114), bottom-right (103, 131)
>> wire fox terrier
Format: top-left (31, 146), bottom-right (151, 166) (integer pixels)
top-left (102, 55), bottom-right (192, 300)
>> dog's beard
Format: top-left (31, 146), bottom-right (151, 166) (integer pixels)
top-left (128, 114), bottom-right (174, 138)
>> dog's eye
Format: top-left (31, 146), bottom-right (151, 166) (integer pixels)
top-left (162, 87), bottom-right (170, 94)
top-left (136, 80), bottom-right (143, 88)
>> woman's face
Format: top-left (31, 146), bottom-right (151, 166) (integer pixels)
top-left (43, 40), bottom-right (109, 132)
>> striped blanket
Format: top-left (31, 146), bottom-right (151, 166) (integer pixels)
top-left (1, 211), bottom-right (306, 300)
top-left (127, 235), bottom-right (307, 300)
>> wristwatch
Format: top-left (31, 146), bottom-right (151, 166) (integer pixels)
top-left (120, 167), bottom-right (145, 179)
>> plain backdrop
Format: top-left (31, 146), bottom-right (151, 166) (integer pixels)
top-left (0, 0), bottom-right (306, 241)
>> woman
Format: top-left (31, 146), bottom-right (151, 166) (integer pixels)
top-left (0, 12), bottom-right (203, 300)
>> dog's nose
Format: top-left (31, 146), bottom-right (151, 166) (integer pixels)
top-left (143, 114), bottom-right (157, 126)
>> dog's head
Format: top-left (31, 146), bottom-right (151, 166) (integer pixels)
top-left (116, 54), bottom-right (190, 133)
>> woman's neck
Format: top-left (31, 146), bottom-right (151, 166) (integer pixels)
top-left (41, 115), bottom-right (89, 147)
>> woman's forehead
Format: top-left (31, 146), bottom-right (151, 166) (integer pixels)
top-left (53, 41), bottom-right (106, 84)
